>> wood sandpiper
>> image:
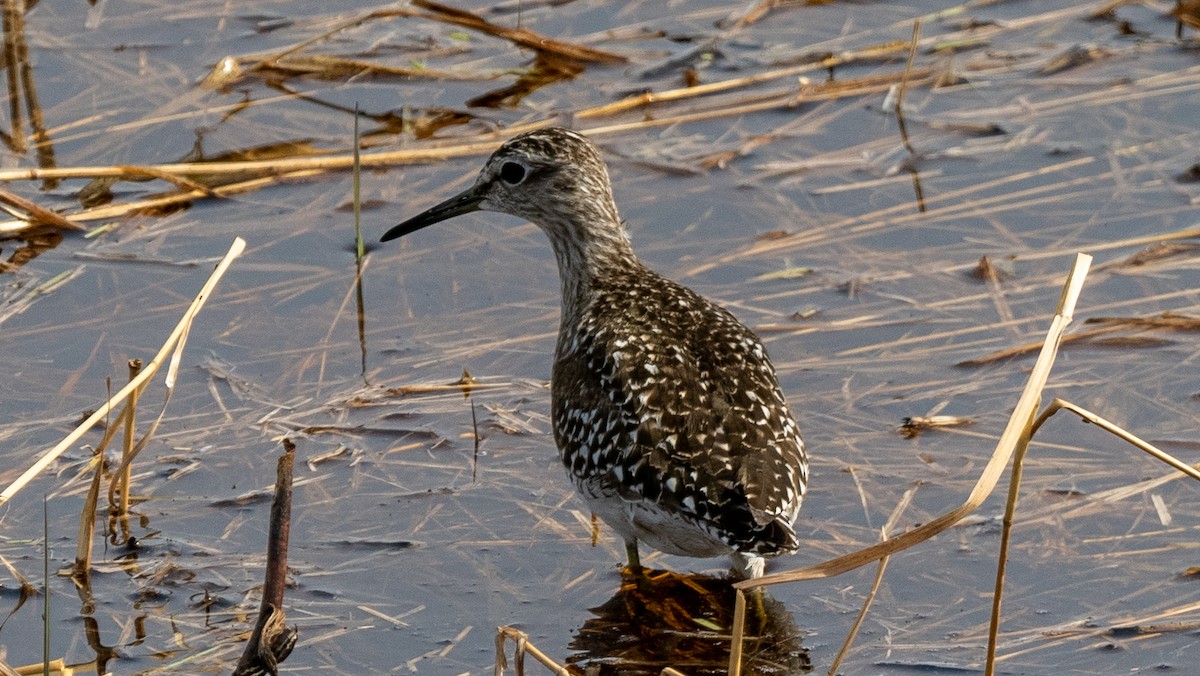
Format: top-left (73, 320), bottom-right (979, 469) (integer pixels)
top-left (382, 127), bottom-right (808, 578)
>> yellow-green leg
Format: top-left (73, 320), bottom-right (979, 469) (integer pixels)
top-left (624, 539), bottom-right (642, 573)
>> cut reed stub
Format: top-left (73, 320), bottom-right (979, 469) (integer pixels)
top-left (233, 441), bottom-right (297, 676)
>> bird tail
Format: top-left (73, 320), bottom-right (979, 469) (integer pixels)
top-left (756, 514), bottom-right (800, 555)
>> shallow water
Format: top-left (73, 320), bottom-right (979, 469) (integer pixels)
top-left (1, 1), bottom-right (1199, 674)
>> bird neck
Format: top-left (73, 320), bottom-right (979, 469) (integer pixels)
top-left (537, 198), bottom-right (639, 316)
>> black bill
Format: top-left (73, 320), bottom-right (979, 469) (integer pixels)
top-left (381, 185), bottom-right (485, 242)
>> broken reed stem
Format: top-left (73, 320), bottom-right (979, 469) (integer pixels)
top-left (1043, 398), bottom-right (1200, 482)
top-left (12, 0), bottom-right (50, 161)
top-left (250, 4), bottom-right (624, 69)
top-left (117, 164), bottom-right (217, 196)
top-left (0, 133), bottom-right (484, 182)
top-left (470, 398), bottom-right (480, 483)
top-left (263, 441), bottom-right (295, 615)
top-left (985, 396), bottom-right (1200, 672)
top-left (727, 253), bottom-right (1093, 676)
top-left (0, 237), bottom-right (246, 508)
top-left (117, 359), bottom-right (142, 517)
top-left (10, 658), bottom-right (68, 675)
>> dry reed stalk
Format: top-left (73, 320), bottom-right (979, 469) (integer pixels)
top-left (2, 0), bottom-right (24, 153)
top-left (0, 169), bottom-right (324, 236)
top-left (0, 187), bottom-right (84, 231)
top-left (825, 288), bottom-right (1200, 365)
top-left (267, 4), bottom-right (621, 68)
top-left (895, 20), bottom-right (921, 156)
top-left (960, 311), bottom-right (1200, 366)
top-left (957, 323), bottom-right (1128, 366)
top-left (727, 253), bottom-right (1093, 676)
top-left (412, 0), bottom-right (625, 64)
top-left (724, 0), bottom-right (777, 29)
top-left (254, 54), bottom-right (503, 81)
top-left (0, 238), bottom-right (245, 507)
top-left (586, 66), bottom-right (939, 137)
top-left (826, 489), bottom-right (914, 675)
top-left (576, 46), bottom-right (907, 119)
top-left (494, 626), bottom-right (571, 676)
top-left (1, 0), bottom-right (54, 188)
top-left (114, 165), bottom-right (217, 196)
top-left (67, 374), bottom-right (143, 573)
top-left (0, 144), bottom-right (500, 184)
top-left (0, 61), bottom-right (933, 199)
top-left (94, 169), bottom-right (319, 221)
top-left (70, 443), bottom-right (104, 579)
top-left (11, 658), bottom-right (69, 675)
top-left (1041, 400), bottom-right (1200, 482)
top-left (827, 546), bottom-right (889, 676)
top-left (314, 251), bottom-right (371, 387)
top-left (588, 2), bottom-right (1115, 123)
top-left (115, 359), bottom-right (141, 517)
top-left (986, 412), bottom-right (1030, 675)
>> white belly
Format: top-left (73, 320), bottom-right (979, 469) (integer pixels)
top-left (584, 494), bottom-right (732, 558)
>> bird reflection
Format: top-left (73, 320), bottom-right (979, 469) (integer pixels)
top-left (566, 569), bottom-right (809, 675)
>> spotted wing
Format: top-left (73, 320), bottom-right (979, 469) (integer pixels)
top-left (552, 270), bottom-right (807, 553)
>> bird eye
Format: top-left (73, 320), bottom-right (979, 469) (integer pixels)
top-left (499, 161), bottom-right (526, 185)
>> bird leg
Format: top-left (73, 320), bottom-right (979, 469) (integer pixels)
top-left (730, 551), bottom-right (765, 579)
top-left (624, 539), bottom-right (643, 574)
